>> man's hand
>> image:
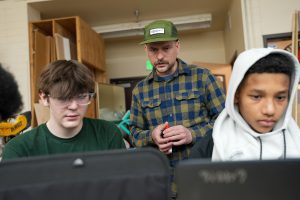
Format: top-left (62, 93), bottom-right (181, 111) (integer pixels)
top-left (162, 125), bottom-right (193, 146)
top-left (151, 122), bottom-right (173, 154)
top-left (151, 122), bottom-right (193, 154)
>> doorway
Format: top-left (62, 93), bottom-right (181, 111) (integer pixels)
top-left (110, 76), bottom-right (145, 111)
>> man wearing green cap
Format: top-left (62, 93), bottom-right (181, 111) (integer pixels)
top-left (130, 20), bottom-right (225, 196)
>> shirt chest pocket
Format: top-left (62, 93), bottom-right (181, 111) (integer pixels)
top-left (141, 99), bottom-right (161, 109)
top-left (175, 91), bottom-right (201, 101)
top-left (174, 91), bottom-right (202, 112)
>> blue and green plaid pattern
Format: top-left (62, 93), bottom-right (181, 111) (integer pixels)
top-left (130, 59), bottom-right (225, 167)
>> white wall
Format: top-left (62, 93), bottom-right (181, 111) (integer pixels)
top-left (105, 30), bottom-right (226, 79)
top-left (180, 30), bottom-right (226, 64)
top-left (105, 36), bottom-right (148, 79)
top-left (242, 0), bottom-right (300, 48)
top-left (0, 1), bottom-right (31, 112)
top-left (0, 1), bottom-right (41, 114)
top-left (224, 0), bottom-right (245, 63)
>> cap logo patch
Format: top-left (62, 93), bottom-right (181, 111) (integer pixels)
top-left (150, 28), bottom-right (165, 35)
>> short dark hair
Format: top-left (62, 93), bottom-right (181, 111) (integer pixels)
top-left (0, 64), bottom-right (23, 120)
top-left (244, 53), bottom-right (294, 80)
top-left (39, 60), bottom-right (95, 100)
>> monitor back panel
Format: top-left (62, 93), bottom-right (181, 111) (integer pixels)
top-left (0, 148), bottom-right (170, 200)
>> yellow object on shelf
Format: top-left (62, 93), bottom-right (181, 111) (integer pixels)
top-left (0, 115), bottom-right (28, 137)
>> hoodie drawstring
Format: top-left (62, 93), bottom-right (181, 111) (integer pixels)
top-left (282, 129), bottom-right (286, 159)
top-left (258, 137), bottom-right (263, 160)
top-left (258, 129), bottom-right (286, 160)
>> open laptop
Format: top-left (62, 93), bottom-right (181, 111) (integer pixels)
top-left (0, 148), bottom-right (170, 200)
top-left (175, 159), bottom-right (300, 200)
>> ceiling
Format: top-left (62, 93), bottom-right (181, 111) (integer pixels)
top-left (28, 0), bottom-right (232, 34)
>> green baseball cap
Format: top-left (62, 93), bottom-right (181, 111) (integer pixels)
top-left (140, 20), bottom-right (178, 44)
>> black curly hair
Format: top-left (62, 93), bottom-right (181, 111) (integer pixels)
top-left (0, 64), bottom-right (23, 121)
top-left (245, 53), bottom-right (294, 80)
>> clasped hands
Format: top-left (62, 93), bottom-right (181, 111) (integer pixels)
top-left (151, 122), bottom-right (193, 154)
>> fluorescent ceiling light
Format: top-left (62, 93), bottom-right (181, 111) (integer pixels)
top-left (93, 13), bottom-right (212, 39)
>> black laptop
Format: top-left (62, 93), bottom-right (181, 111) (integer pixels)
top-left (175, 159), bottom-right (300, 200)
top-left (0, 148), bottom-right (170, 200)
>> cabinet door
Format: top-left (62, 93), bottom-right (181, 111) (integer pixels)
top-left (29, 21), bottom-right (53, 127)
top-left (77, 17), bottom-right (106, 72)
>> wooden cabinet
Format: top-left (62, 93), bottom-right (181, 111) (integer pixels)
top-left (29, 16), bottom-right (106, 127)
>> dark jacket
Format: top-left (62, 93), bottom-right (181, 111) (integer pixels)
top-left (190, 131), bottom-right (214, 159)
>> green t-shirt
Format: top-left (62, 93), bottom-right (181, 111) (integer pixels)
top-left (2, 118), bottom-right (126, 160)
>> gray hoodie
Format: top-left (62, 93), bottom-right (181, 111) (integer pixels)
top-left (212, 48), bottom-right (300, 161)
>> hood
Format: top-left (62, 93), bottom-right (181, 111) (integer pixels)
top-left (226, 48), bottom-right (300, 135)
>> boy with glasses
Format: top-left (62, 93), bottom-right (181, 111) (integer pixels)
top-left (2, 60), bottom-right (125, 160)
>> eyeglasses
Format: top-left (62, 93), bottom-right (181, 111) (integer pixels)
top-left (47, 93), bottom-right (95, 107)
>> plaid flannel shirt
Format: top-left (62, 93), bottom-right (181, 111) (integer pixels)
top-left (130, 58), bottom-right (225, 167)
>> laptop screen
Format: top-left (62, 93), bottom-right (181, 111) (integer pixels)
top-left (175, 159), bottom-right (300, 200)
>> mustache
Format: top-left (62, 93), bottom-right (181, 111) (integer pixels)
top-left (154, 60), bottom-right (169, 66)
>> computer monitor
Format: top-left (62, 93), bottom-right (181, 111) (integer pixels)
top-left (175, 159), bottom-right (300, 200)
